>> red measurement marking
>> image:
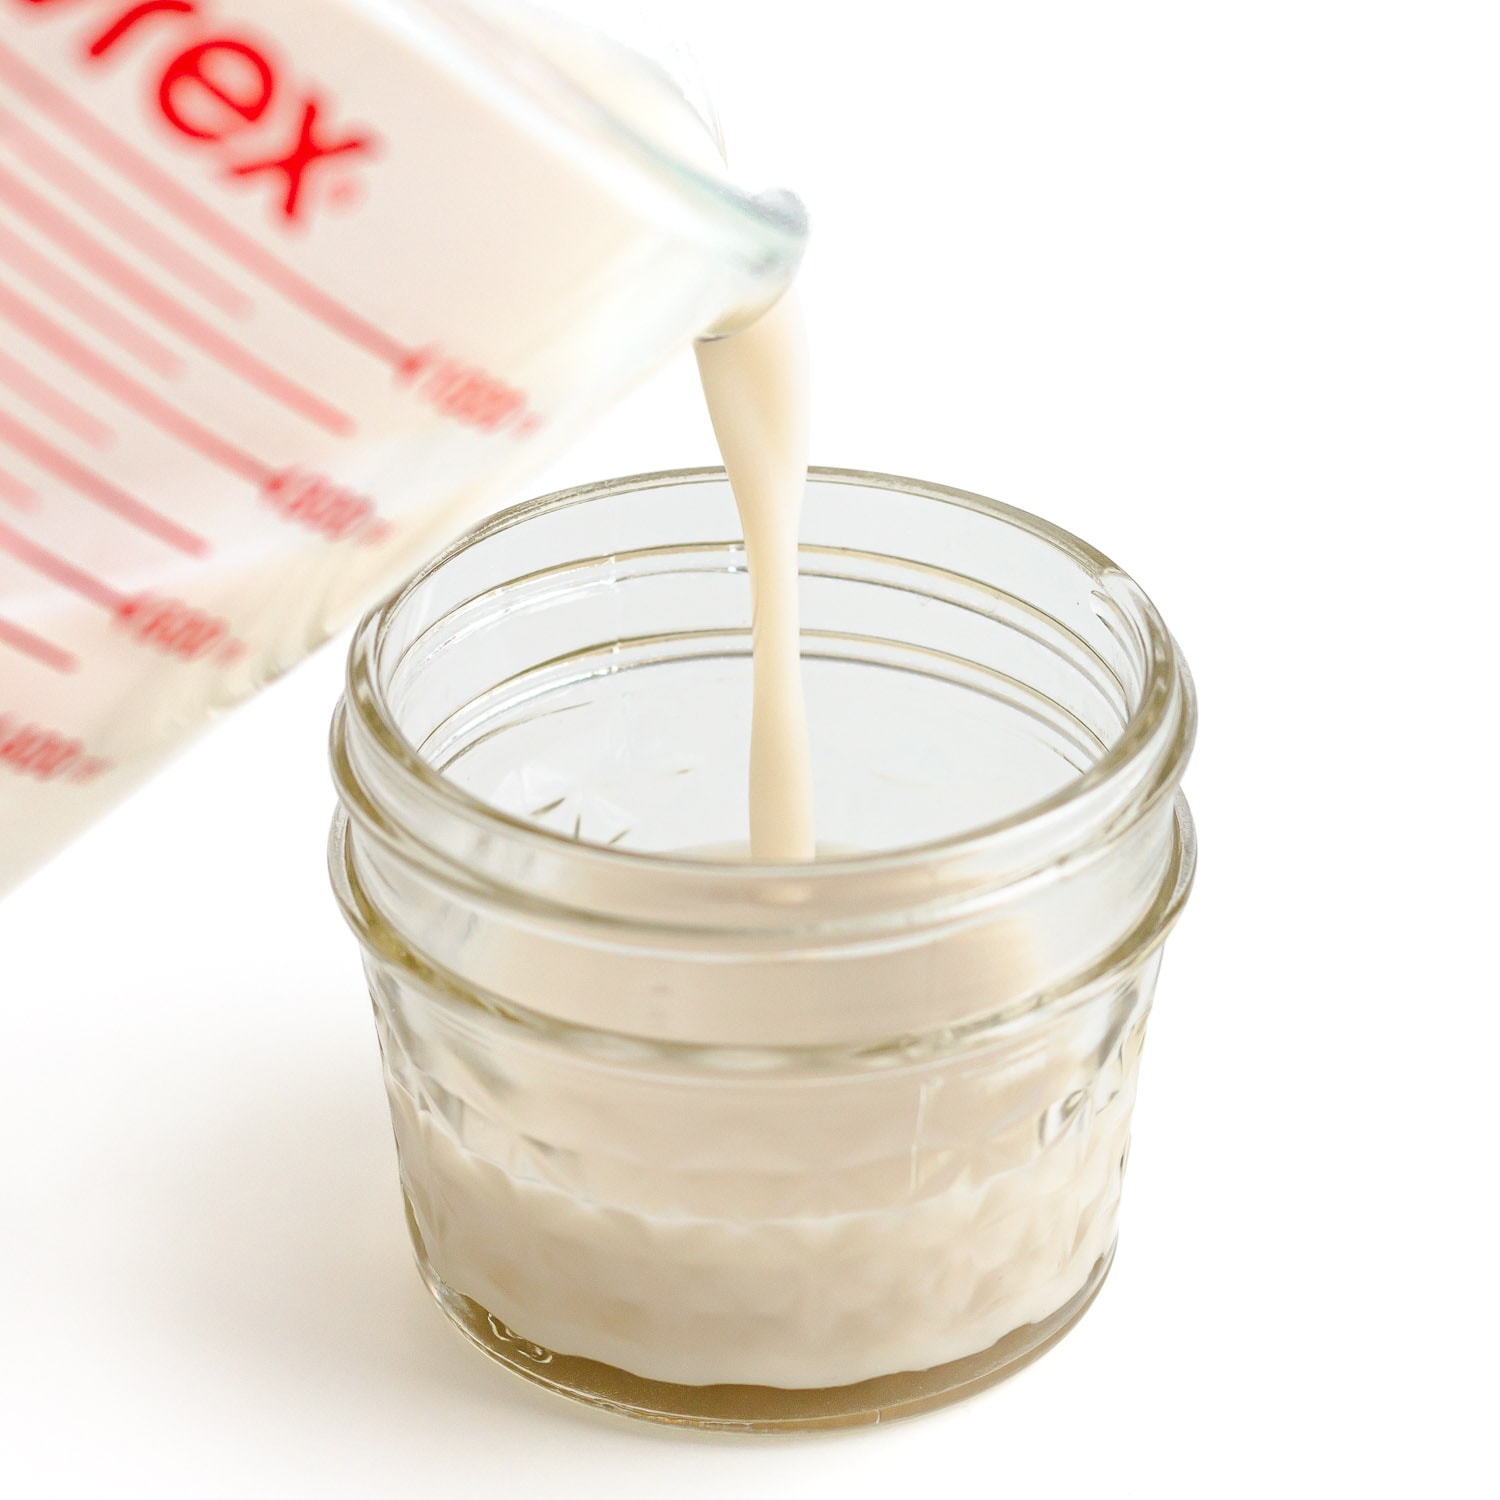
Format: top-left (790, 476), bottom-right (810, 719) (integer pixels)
top-left (0, 522), bottom-right (240, 661)
top-left (262, 468), bottom-right (383, 544)
top-left (396, 347), bottom-right (540, 436)
top-left (0, 218), bottom-right (182, 377)
top-left (0, 345), bottom-right (112, 448)
top-left (395, 348), bottom-right (431, 383)
top-left (115, 593), bottom-right (231, 662)
top-left (0, 41), bottom-right (411, 368)
top-left (0, 407), bottom-right (206, 556)
top-left (0, 100), bottom-right (250, 318)
top-left (0, 616), bottom-right (76, 674)
top-left (0, 712), bottom-right (109, 780)
top-left (0, 465), bottom-right (36, 511)
top-left (404, 351), bottom-right (530, 434)
top-left (0, 278), bottom-right (272, 484)
top-left (0, 161), bottom-right (352, 436)
top-left (0, 518), bottom-right (125, 610)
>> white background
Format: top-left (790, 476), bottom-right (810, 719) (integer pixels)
top-left (2, 2), bottom-right (1496, 1495)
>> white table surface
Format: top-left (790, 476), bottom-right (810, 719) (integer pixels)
top-left (2, 4), bottom-right (1494, 1495)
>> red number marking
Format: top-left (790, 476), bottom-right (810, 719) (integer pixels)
top-left (397, 349), bottom-right (537, 436)
top-left (0, 713), bottom-right (111, 784)
top-left (115, 593), bottom-right (230, 661)
top-left (262, 468), bottom-right (383, 544)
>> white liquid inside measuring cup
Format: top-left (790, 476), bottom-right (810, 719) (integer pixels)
top-left (0, 0), bottom-right (796, 894)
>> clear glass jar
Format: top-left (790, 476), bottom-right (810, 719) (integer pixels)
top-left (328, 468), bottom-right (1197, 1431)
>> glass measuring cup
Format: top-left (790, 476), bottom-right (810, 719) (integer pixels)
top-left (0, 0), bottom-right (804, 892)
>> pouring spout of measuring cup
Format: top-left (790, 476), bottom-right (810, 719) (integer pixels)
top-left (0, 0), bottom-right (806, 896)
top-left (701, 189), bottom-right (810, 339)
top-left (443, 1), bottom-right (809, 333)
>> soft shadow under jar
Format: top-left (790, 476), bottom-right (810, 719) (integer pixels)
top-left (329, 467), bottom-right (1197, 1431)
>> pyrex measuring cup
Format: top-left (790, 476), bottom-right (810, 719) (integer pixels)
top-left (0, 0), bottom-right (804, 893)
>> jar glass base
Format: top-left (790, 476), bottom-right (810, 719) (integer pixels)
top-left (404, 1193), bottom-right (1115, 1432)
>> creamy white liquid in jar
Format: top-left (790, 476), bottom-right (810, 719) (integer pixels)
top-left (390, 1025), bottom-right (1133, 1389)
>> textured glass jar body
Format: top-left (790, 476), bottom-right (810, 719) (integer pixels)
top-left (329, 469), bottom-right (1196, 1430)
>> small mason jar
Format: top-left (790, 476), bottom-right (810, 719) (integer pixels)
top-left (329, 468), bottom-right (1196, 1431)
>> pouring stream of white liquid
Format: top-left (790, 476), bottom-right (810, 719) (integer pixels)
top-left (694, 292), bottom-right (816, 861)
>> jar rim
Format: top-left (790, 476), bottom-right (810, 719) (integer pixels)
top-left (342, 467), bottom-right (1196, 890)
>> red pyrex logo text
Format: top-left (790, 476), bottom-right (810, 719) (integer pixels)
top-left (15, 0), bottom-right (378, 224)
